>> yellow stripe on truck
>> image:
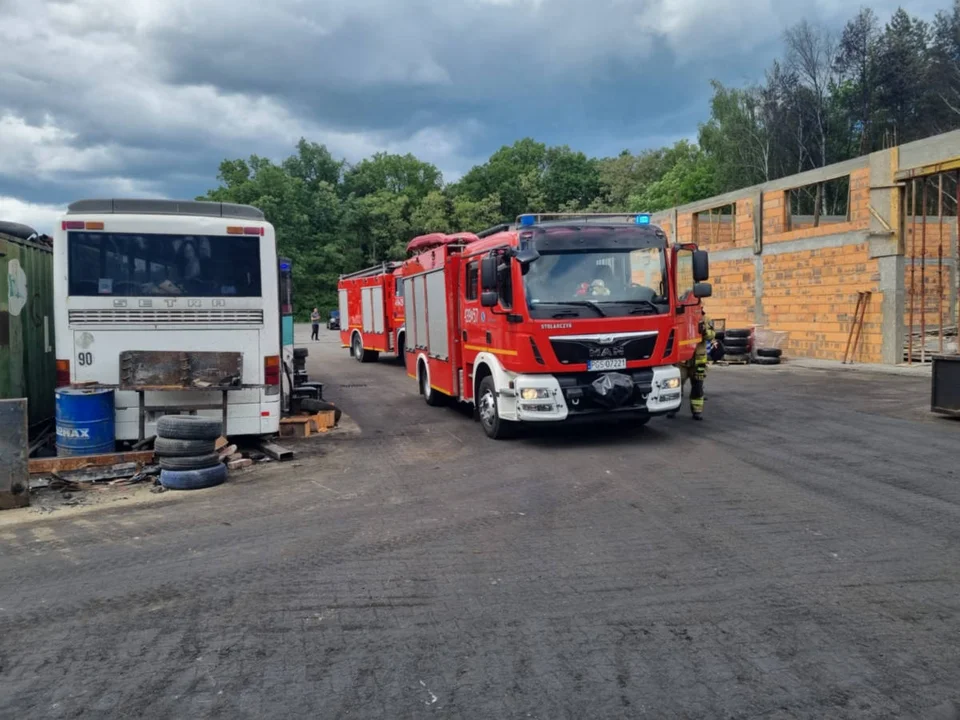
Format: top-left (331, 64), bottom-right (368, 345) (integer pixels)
top-left (463, 344), bottom-right (519, 357)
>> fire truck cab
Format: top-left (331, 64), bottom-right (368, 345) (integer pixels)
top-left (337, 263), bottom-right (405, 362)
top-left (401, 214), bottom-right (712, 439)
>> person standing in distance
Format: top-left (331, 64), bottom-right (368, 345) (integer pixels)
top-left (310, 307), bottom-right (321, 341)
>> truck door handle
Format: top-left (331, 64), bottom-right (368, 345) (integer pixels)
top-left (486, 332), bottom-right (492, 344)
top-left (462, 330), bottom-right (467, 341)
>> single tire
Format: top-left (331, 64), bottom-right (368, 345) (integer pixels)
top-left (159, 452), bottom-right (222, 471)
top-left (724, 337), bottom-right (750, 349)
top-left (752, 356), bottom-right (781, 366)
top-left (725, 328), bottom-right (752, 339)
top-left (420, 366), bottom-right (447, 407)
top-left (293, 347), bottom-right (309, 359)
top-left (724, 347), bottom-right (749, 356)
top-left (757, 348), bottom-right (783, 358)
top-left (154, 437), bottom-right (216, 457)
top-left (300, 398), bottom-right (343, 423)
top-left (477, 376), bottom-right (514, 439)
top-left (160, 463), bottom-right (228, 491)
top-left (156, 415), bottom-right (222, 441)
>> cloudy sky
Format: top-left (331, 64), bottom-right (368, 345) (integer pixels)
top-left (0, 0), bottom-right (946, 232)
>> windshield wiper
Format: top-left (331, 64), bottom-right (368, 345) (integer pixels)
top-left (540, 300), bottom-right (607, 317)
top-left (627, 300), bottom-right (662, 314)
top-left (551, 311), bottom-right (580, 318)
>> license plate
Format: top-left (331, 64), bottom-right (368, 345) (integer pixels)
top-left (587, 358), bottom-right (627, 371)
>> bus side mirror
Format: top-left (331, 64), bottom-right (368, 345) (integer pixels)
top-left (480, 291), bottom-right (498, 307)
top-left (693, 282), bottom-right (712, 299)
top-left (480, 256), bottom-right (498, 291)
top-left (692, 250), bottom-right (709, 282)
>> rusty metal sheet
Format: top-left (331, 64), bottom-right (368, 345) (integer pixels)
top-left (119, 351), bottom-right (243, 389)
top-left (0, 398), bottom-right (29, 509)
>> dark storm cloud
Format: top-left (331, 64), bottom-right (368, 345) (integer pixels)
top-left (0, 0), bottom-right (947, 230)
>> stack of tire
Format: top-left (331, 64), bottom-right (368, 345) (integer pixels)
top-left (752, 346), bottom-right (783, 366)
top-left (155, 415), bottom-right (227, 490)
top-left (723, 328), bottom-right (753, 361)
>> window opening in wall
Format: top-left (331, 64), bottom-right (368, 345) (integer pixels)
top-left (786, 175), bottom-right (850, 230)
top-left (692, 202), bottom-right (736, 248)
top-left (904, 171), bottom-right (960, 364)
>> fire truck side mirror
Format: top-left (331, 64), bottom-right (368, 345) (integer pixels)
top-left (514, 247), bottom-right (540, 275)
top-left (693, 282), bottom-right (712, 299)
top-left (692, 250), bottom-right (709, 282)
top-left (480, 291), bottom-right (498, 307)
top-left (480, 256), bottom-right (498, 291)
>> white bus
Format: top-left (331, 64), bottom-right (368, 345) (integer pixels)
top-left (53, 199), bottom-right (281, 441)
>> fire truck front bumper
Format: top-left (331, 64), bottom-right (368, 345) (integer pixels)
top-left (507, 365), bottom-right (682, 422)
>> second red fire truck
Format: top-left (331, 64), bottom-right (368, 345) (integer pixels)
top-left (337, 262), bottom-right (405, 362)
top-left (400, 214), bottom-right (712, 438)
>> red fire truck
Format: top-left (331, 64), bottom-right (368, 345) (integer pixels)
top-left (400, 214), bottom-right (712, 438)
top-left (337, 262), bottom-right (405, 362)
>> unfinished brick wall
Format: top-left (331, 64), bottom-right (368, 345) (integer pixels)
top-left (903, 218), bottom-right (957, 337)
top-left (762, 243), bottom-right (882, 362)
top-left (667, 167), bottom-right (883, 362)
top-left (654, 130), bottom-right (960, 365)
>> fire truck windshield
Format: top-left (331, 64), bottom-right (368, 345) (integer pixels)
top-left (523, 247), bottom-right (668, 318)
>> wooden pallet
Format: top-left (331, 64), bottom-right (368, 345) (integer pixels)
top-left (279, 411), bottom-right (336, 438)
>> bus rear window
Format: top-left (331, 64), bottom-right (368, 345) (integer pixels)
top-left (68, 232), bottom-right (262, 297)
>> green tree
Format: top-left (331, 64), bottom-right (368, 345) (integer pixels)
top-left (343, 152), bottom-right (442, 203)
top-left (411, 190), bottom-right (455, 235)
top-left (629, 144), bottom-right (718, 212)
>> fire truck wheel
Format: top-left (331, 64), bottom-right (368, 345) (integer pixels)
top-left (477, 376), bottom-right (514, 439)
top-left (352, 334), bottom-right (379, 363)
top-left (421, 367), bottom-right (447, 407)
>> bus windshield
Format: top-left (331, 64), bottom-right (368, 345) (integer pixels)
top-left (68, 231), bottom-right (262, 297)
top-left (523, 247), bottom-right (668, 318)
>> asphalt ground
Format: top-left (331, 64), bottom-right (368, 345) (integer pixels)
top-left (2, 325), bottom-right (959, 719)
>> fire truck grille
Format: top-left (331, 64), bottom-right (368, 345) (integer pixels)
top-left (549, 333), bottom-right (658, 365)
top-left (556, 369), bottom-right (655, 413)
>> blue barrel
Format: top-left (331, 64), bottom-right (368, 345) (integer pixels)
top-left (55, 388), bottom-right (116, 456)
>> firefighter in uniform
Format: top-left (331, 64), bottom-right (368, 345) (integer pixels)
top-left (668, 309), bottom-right (715, 421)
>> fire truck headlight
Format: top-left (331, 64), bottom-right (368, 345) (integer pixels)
top-left (520, 387), bottom-right (550, 400)
top-left (664, 377), bottom-right (681, 390)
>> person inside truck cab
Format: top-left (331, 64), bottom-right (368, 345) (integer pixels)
top-left (575, 264), bottom-right (614, 297)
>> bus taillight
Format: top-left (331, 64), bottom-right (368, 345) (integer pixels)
top-left (56, 359), bottom-right (70, 387)
top-left (264, 356), bottom-right (280, 386)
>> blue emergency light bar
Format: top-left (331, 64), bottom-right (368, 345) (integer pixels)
top-left (519, 214), bottom-right (536, 227)
top-left (635, 213), bottom-right (651, 224)
top-left (280, 262), bottom-right (291, 271)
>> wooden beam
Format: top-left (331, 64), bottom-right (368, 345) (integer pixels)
top-left (29, 450), bottom-right (155, 475)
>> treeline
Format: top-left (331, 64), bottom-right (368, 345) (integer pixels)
top-left (202, 2), bottom-right (960, 315)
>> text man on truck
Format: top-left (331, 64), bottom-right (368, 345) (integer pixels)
top-left (400, 213), bottom-right (712, 439)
